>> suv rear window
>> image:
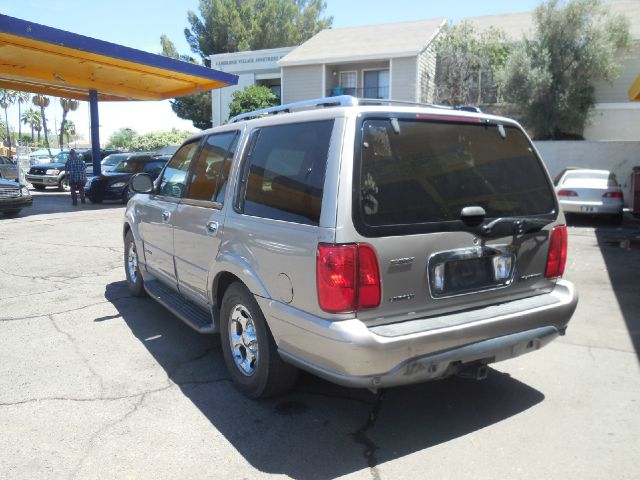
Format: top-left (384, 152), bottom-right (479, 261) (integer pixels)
top-left (355, 117), bottom-right (556, 235)
top-left (238, 120), bottom-right (334, 226)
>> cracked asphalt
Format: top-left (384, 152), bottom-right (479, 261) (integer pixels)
top-left (1, 190), bottom-right (639, 480)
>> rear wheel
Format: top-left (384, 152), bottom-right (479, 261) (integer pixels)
top-left (124, 230), bottom-right (146, 297)
top-left (220, 283), bottom-right (298, 398)
top-left (609, 213), bottom-right (623, 226)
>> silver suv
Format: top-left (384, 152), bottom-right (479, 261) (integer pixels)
top-left (124, 96), bottom-right (578, 398)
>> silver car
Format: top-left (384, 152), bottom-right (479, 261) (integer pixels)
top-left (555, 168), bottom-right (624, 224)
top-left (0, 155), bottom-right (18, 181)
top-left (123, 96), bottom-right (578, 398)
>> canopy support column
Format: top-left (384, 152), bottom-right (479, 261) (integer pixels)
top-left (89, 89), bottom-right (101, 176)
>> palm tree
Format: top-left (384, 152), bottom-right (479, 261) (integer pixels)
top-left (59, 98), bottom-right (79, 148)
top-left (63, 119), bottom-right (77, 146)
top-left (22, 108), bottom-right (42, 146)
top-left (32, 94), bottom-right (51, 157)
top-left (14, 91), bottom-right (31, 147)
top-left (0, 89), bottom-right (16, 150)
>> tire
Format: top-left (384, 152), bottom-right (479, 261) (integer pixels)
top-left (33, 184), bottom-right (46, 191)
top-left (3, 209), bottom-right (21, 217)
top-left (122, 186), bottom-right (131, 204)
top-left (609, 213), bottom-right (624, 226)
top-left (88, 194), bottom-right (103, 204)
top-left (124, 230), bottom-right (146, 297)
top-left (58, 176), bottom-right (70, 192)
top-left (220, 283), bottom-right (298, 398)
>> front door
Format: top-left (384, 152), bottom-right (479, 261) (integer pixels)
top-left (140, 140), bottom-right (201, 286)
top-left (173, 131), bottom-right (240, 305)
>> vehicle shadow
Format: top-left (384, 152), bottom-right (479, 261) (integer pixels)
top-left (104, 281), bottom-right (545, 479)
top-left (7, 191), bottom-right (124, 218)
top-left (593, 225), bottom-right (640, 362)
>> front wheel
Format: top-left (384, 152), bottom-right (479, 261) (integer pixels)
top-left (220, 283), bottom-right (298, 398)
top-left (33, 184), bottom-right (46, 191)
top-left (124, 230), bottom-right (146, 297)
top-left (58, 176), bottom-right (70, 192)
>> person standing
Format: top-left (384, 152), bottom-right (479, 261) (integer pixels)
top-left (64, 149), bottom-right (87, 206)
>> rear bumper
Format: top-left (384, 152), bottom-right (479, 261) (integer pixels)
top-left (259, 280), bottom-right (578, 389)
top-left (559, 199), bottom-right (623, 215)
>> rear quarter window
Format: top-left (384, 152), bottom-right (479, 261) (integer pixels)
top-left (237, 120), bottom-right (334, 226)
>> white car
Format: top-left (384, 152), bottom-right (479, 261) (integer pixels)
top-left (554, 168), bottom-right (624, 223)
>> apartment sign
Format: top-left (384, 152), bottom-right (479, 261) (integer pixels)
top-left (211, 49), bottom-right (292, 73)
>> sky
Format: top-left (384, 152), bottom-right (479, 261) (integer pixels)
top-left (0, 0), bottom-right (541, 143)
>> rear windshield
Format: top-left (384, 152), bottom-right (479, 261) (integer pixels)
top-left (355, 118), bottom-right (555, 234)
top-left (563, 171), bottom-right (618, 186)
top-left (103, 154), bottom-right (127, 166)
top-left (113, 160), bottom-right (147, 173)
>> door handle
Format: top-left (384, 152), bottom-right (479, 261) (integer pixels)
top-left (206, 221), bottom-right (219, 235)
top-left (161, 210), bottom-right (170, 222)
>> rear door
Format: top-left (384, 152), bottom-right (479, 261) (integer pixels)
top-left (346, 114), bottom-right (560, 324)
top-left (172, 130), bottom-right (240, 305)
top-left (138, 140), bottom-right (200, 286)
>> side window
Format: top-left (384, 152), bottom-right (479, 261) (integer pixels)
top-left (158, 141), bottom-right (200, 198)
top-left (143, 161), bottom-right (167, 177)
top-left (186, 132), bottom-right (237, 202)
top-left (239, 120), bottom-right (334, 226)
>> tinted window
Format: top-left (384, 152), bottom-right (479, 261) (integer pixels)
top-left (113, 158), bottom-right (149, 173)
top-left (158, 141), bottom-right (200, 198)
top-left (187, 132), bottom-right (237, 202)
top-left (357, 119), bottom-right (555, 230)
top-left (143, 161), bottom-right (167, 176)
top-left (102, 154), bottom-right (127, 166)
top-left (240, 121), bottom-right (333, 225)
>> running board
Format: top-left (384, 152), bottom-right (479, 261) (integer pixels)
top-left (144, 280), bottom-right (217, 334)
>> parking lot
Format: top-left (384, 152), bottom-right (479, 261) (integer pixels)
top-left (1, 190), bottom-right (639, 480)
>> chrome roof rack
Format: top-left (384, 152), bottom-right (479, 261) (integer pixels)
top-left (226, 95), bottom-right (481, 124)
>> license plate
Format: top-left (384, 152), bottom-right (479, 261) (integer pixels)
top-left (581, 206), bottom-right (596, 212)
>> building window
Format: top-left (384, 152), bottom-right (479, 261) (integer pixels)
top-left (363, 70), bottom-right (390, 99)
top-left (339, 71), bottom-right (357, 96)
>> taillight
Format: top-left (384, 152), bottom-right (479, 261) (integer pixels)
top-left (316, 243), bottom-right (381, 313)
top-left (545, 225), bottom-right (568, 279)
top-left (557, 190), bottom-right (578, 197)
top-left (603, 191), bottom-right (623, 199)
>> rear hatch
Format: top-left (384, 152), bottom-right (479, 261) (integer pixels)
top-left (348, 112), bottom-right (560, 325)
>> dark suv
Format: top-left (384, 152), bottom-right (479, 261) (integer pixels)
top-left (123, 96), bottom-right (578, 398)
top-left (85, 154), bottom-right (169, 203)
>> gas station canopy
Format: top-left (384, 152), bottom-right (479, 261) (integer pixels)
top-left (0, 14), bottom-right (237, 101)
top-left (629, 75), bottom-right (640, 102)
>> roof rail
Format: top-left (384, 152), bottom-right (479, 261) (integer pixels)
top-left (226, 95), bottom-right (482, 124)
top-left (227, 95), bottom-right (358, 123)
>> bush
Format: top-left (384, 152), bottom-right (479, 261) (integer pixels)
top-left (228, 85), bottom-right (279, 119)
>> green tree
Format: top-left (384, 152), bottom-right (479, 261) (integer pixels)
top-left (58, 98), bottom-right (79, 148)
top-left (63, 119), bottom-right (77, 146)
top-left (433, 22), bottom-right (509, 106)
top-left (22, 108), bottom-right (42, 145)
top-left (0, 90), bottom-right (16, 150)
top-left (129, 128), bottom-right (193, 152)
top-left (32, 95), bottom-right (52, 156)
top-left (228, 85), bottom-right (278, 118)
top-left (498, 0), bottom-right (631, 139)
top-left (107, 127), bottom-right (138, 150)
top-left (14, 91), bottom-right (31, 146)
top-left (162, 0), bottom-right (332, 128)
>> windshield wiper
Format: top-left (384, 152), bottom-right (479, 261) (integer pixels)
top-left (479, 216), bottom-right (552, 238)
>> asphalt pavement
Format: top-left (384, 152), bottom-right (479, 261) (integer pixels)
top-left (1, 190), bottom-right (639, 480)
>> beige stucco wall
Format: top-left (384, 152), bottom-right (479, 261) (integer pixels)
top-left (390, 56), bottom-right (417, 101)
top-left (282, 65), bottom-right (324, 104)
top-left (583, 104), bottom-right (640, 141)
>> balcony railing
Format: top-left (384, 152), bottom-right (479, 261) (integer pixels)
top-left (328, 86), bottom-right (389, 99)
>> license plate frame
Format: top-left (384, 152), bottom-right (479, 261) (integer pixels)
top-left (580, 206), bottom-right (596, 213)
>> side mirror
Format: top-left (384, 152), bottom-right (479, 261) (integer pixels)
top-left (130, 173), bottom-right (154, 194)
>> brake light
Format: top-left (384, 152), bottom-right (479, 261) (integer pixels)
top-left (545, 225), bottom-right (568, 279)
top-left (317, 243), bottom-right (381, 313)
top-left (557, 190), bottom-right (578, 197)
top-left (603, 191), bottom-right (623, 199)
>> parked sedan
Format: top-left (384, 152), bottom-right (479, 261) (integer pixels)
top-left (0, 155), bottom-right (18, 181)
top-left (555, 168), bottom-right (624, 223)
top-left (0, 178), bottom-right (32, 217)
top-left (85, 154), bottom-right (169, 204)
